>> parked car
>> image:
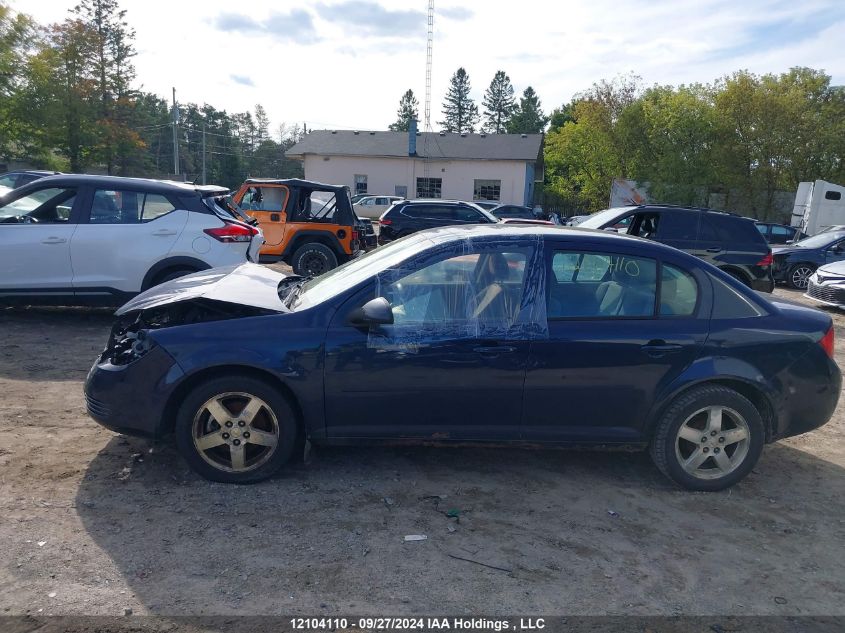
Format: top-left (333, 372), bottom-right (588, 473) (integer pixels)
top-left (230, 179), bottom-right (361, 276)
top-left (353, 195), bottom-right (403, 220)
top-left (85, 224), bottom-right (840, 490)
top-left (0, 174), bottom-right (262, 305)
top-left (356, 214), bottom-right (377, 250)
top-left (578, 205), bottom-right (774, 292)
top-left (771, 230), bottom-right (845, 289)
top-left (491, 204), bottom-right (535, 220)
top-left (755, 222), bottom-right (804, 245)
top-left (806, 261), bottom-right (845, 308)
top-left (378, 199), bottom-right (498, 243)
top-left (0, 169), bottom-right (62, 190)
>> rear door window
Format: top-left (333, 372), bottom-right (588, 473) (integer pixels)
top-left (659, 264), bottom-right (698, 316)
top-left (548, 251), bottom-right (658, 318)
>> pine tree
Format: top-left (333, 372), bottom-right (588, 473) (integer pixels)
top-left (482, 70), bottom-right (516, 133)
top-left (507, 86), bottom-right (548, 134)
top-left (72, 0), bottom-right (137, 173)
top-left (389, 89), bottom-right (419, 132)
top-left (439, 67), bottom-right (479, 133)
top-left (254, 104), bottom-right (270, 142)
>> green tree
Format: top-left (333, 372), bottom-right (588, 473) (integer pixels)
top-left (439, 67), bottom-right (479, 133)
top-left (389, 89), bottom-right (419, 132)
top-left (72, 0), bottom-right (138, 173)
top-left (481, 70), bottom-right (515, 133)
top-left (507, 86), bottom-right (548, 134)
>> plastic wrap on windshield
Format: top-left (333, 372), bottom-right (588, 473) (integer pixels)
top-left (368, 233), bottom-right (548, 351)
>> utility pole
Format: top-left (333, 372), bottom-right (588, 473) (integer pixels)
top-left (171, 87), bottom-right (179, 176)
top-left (201, 122), bottom-right (207, 185)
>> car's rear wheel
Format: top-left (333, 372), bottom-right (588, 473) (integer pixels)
top-left (787, 264), bottom-right (815, 290)
top-left (174, 375), bottom-right (298, 483)
top-left (291, 243), bottom-right (338, 277)
top-left (649, 385), bottom-right (764, 491)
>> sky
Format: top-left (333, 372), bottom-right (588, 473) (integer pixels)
top-left (12, 0), bottom-right (845, 136)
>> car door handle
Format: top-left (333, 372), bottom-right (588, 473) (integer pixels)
top-left (152, 229), bottom-right (177, 236)
top-left (706, 247), bottom-right (723, 253)
top-left (41, 237), bottom-right (67, 245)
top-left (473, 345), bottom-right (517, 354)
top-left (641, 340), bottom-right (683, 356)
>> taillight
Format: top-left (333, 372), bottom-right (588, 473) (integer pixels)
top-left (203, 222), bottom-right (258, 243)
top-left (820, 326), bottom-right (835, 359)
top-left (351, 230), bottom-right (359, 241)
top-left (379, 219), bottom-right (392, 226)
top-left (756, 251), bottom-right (773, 267)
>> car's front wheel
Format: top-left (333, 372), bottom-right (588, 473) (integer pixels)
top-left (787, 263), bottom-right (815, 290)
top-left (174, 375), bottom-right (299, 483)
top-left (649, 385), bottom-right (764, 491)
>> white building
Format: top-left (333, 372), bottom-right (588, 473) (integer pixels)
top-left (286, 129), bottom-right (543, 206)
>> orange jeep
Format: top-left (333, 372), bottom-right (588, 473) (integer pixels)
top-left (230, 178), bottom-right (362, 276)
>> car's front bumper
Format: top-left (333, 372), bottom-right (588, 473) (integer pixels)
top-left (84, 345), bottom-right (183, 439)
top-left (805, 276), bottom-right (845, 308)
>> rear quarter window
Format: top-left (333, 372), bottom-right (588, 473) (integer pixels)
top-left (708, 215), bottom-right (767, 246)
top-left (710, 275), bottom-right (766, 318)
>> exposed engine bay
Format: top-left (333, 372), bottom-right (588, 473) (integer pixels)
top-left (103, 299), bottom-right (276, 365)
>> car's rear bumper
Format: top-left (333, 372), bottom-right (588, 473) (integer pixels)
top-left (751, 277), bottom-right (775, 293)
top-left (84, 345), bottom-right (182, 439)
top-left (775, 350), bottom-right (841, 439)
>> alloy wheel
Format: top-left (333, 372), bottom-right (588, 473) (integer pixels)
top-left (791, 266), bottom-right (814, 289)
top-left (674, 406), bottom-right (750, 480)
top-left (191, 392), bottom-right (280, 473)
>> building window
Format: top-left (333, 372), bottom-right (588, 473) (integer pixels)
top-left (473, 179), bottom-right (501, 201)
top-left (354, 174), bottom-right (367, 195)
top-left (416, 177), bottom-right (442, 199)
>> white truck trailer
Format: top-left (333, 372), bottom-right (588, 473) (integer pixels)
top-left (791, 180), bottom-right (845, 235)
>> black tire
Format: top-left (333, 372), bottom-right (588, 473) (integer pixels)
top-left (649, 385), bottom-right (765, 491)
top-left (786, 263), bottom-right (816, 290)
top-left (174, 374), bottom-right (299, 484)
top-left (151, 267), bottom-right (195, 288)
top-left (291, 242), bottom-right (338, 277)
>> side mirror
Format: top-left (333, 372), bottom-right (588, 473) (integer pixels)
top-left (349, 297), bottom-right (394, 326)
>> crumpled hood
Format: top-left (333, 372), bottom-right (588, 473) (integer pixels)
top-left (116, 263), bottom-right (289, 315)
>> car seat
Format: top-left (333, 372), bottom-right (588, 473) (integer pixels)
top-left (90, 194), bottom-right (119, 223)
top-left (472, 253), bottom-right (517, 324)
top-left (594, 259), bottom-right (656, 316)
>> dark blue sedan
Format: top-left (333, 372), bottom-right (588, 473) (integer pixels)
top-left (85, 225), bottom-right (841, 491)
top-left (773, 230), bottom-right (845, 289)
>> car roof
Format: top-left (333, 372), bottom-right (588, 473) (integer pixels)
top-left (632, 204), bottom-right (746, 219)
top-left (244, 178), bottom-right (348, 194)
top-left (21, 174), bottom-right (228, 196)
top-left (2, 170), bottom-right (62, 176)
top-left (401, 198), bottom-right (474, 205)
top-left (419, 222), bottom-right (698, 256)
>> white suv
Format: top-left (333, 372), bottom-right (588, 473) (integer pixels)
top-left (0, 175), bottom-right (263, 305)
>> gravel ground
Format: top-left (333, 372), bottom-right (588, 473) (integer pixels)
top-left (0, 285), bottom-right (843, 619)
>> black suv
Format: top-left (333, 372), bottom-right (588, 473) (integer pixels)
top-left (579, 205), bottom-right (774, 292)
top-left (378, 199), bottom-right (498, 243)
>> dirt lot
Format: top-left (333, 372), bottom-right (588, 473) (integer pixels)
top-left (0, 285), bottom-right (843, 619)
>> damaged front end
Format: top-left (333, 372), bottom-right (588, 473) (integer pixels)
top-left (102, 299), bottom-right (277, 366)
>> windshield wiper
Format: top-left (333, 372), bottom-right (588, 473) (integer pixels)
top-left (278, 276), bottom-right (312, 308)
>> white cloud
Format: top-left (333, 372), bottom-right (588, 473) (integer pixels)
top-left (11, 0), bottom-right (845, 133)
